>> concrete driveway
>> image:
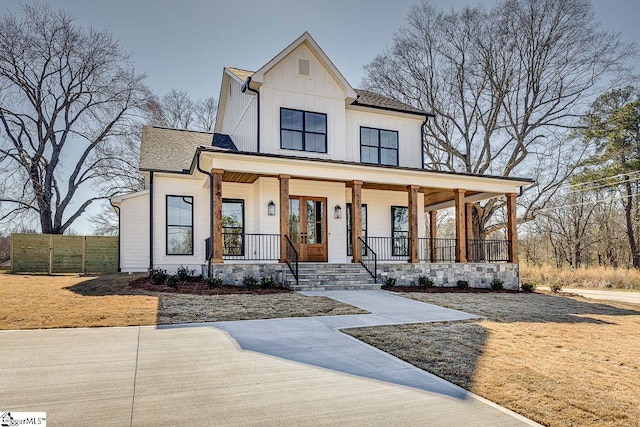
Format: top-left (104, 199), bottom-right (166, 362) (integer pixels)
top-left (561, 288), bottom-right (640, 305)
top-left (0, 291), bottom-right (539, 426)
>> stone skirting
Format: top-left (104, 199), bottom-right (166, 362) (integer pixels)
top-left (204, 263), bottom-right (286, 286)
top-left (377, 263), bottom-right (519, 290)
top-left (202, 262), bottom-right (520, 290)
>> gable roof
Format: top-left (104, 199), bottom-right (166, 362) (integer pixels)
top-left (140, 126), bottom-right (237, 173)
top-left (352, 89), bottom-right (430, 116)
top-left (250, 32), bottom-right (358, 100)
top-left (226, 67), bottom-right (254, 83)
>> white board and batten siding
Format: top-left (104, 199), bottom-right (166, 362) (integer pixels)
top-left (220, 76), bottom-right (257, 152)
top-left (259, 43), bottom-right (347, 161)
top-left (345, 109), bottom-right (424, 169)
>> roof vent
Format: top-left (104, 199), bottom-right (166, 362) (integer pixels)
top-left (298, 59), bottom-right (310, 76)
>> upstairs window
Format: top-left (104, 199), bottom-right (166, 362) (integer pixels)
top-left (166, 195), bottom-right (193, 255)
top-left (360, 127), bottom-right (399, 166)
top-left (281, 108), bottom-right (327, 153)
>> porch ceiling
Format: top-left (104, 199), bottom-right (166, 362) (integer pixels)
top-left (220, 171), bottom-right (487, 208)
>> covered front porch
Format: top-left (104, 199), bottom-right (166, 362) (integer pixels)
top-left (197, 148), bottom-right (529, 288)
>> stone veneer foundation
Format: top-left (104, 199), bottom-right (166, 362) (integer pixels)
top-left (377, 263), bottom-right (519, 290)
top-left (203, 262), bottom-right (520, 290)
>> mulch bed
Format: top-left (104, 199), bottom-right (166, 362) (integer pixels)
top-left (129, 277), bottom-right (292, 295)
top-left (382, 285), bottom-right (520, 293)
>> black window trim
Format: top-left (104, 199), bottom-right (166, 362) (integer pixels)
top-left (280, 107), bottom-right (328, 153)
top-left (166, 194), bottom-right (194, 256)
top-left (391, 205), bottom-right (409, 257)
top-left (346, 203), bottom-right (368, 257)
top-left (360, 126), bottom-right (399, 166)
top-left (222, 198), bottom-right (245, 257)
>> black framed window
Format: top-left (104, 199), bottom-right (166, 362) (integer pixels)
top-left (222, 199), bottom-right (244, 256)
top-left (346, 203), bottom-right (368, 256)
top-left (166, 195), bottom-right (193, 255)
top-left (360, 127), bottom-right (399, 166)
top-left (281, 108), bottom-right (327, 153)
top-left (392, 206), bottom-right (408, 256)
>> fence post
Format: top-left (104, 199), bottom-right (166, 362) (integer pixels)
top-left (48, 234), bottom-right (53, 275)
top-left (81, 236), bottom-right (86, 274)
top-left (10, 233), bottom-right (14, 273)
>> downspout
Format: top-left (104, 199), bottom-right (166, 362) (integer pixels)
top-left (421, 114), bottom-right (429, 170)
top-left (241, 76), bottom-right (260, 153)
top-left (109, 199), bottom-right (121, 272)
top-left (149, 171), bottom-right (154, 270)
top-left (196, 148), bottom-right (214, 275)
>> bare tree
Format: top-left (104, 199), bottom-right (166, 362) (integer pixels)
top-left (159, 89), bottom-right (195, 129)
top-left (194, 96), bottom-right (218, 132)
top-left (363, 0), bottom-right (634, 237)
top-left (0, 4), bottom-right (150, 234)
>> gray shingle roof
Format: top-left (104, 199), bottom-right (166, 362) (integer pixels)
top-left (140, 126), bottom-right (213, 172)
top-left (352, 89), bottom-right (429, 116)
top-left (213, 133), bottom-right (238, 151)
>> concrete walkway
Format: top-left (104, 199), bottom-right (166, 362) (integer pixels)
top-left (0, 290), bottom-right (540, 426)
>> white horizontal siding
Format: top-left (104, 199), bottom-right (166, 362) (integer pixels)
top-left (120, 193), bottom-right (150, 272)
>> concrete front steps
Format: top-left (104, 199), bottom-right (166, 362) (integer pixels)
top-left (285, 263), bottom-right (380, 291)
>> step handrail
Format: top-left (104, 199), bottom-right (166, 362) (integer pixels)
top-left (284, 235), bottom-right (299, 287)
top-left (358, 237), bottom-right (377, 283)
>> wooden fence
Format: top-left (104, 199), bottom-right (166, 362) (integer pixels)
top-left (11, 233), bottom-right (118, 274)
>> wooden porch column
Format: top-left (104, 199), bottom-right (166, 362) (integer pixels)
top-left (429, 210), bottom-right (437, 263)
top-left (408, 185), bottom-right (419, 263)
top-left (466, 203), bottom-right (474, 261)
top-left (211, 169), bottom-right (224, 263)
top-left (454, 189), bottom-right (467, 263)
top-left (279, 175), bottom-right (290, 263)
top-left (507, 192), bottom-right (518, 263)
top-left (351, 180), bottom-right (363, 263)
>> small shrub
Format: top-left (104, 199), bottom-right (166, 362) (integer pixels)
top-left (418, 276), bottom-right (434, 288)
top-left (165, 275), bottom-right (180, 289)
top-left (550, 282), bottom-right (562, 293)
top-left (491, 278), bottom-right (504, 290)
top-left (176, 265), bottom-right (195, 282)
top-left (382, 276), bottom-right (397, 288)
top-left (243, 275), bottom-right (259, 291)
top-left (260, 275), bottom-right (276, 289)
top-left (207, 277), bottom-right (223, 288)
top-left (456, 280), bottom-right (469, 289)
top-left (521, 282), bottom-right (536, 293)
top-left (148, 267), bottom-right (168, 286)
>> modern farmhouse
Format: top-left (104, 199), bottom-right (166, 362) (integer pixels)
top-left (112, 32), bottom-right (532, 289)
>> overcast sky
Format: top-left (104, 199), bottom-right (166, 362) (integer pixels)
top-left (2, 0), bottom-right (639, 233)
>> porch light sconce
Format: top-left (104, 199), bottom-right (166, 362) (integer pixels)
top-left (334, 204), bottom-right (342, 219)
top-left (267, 200), bottom-right (276, 216)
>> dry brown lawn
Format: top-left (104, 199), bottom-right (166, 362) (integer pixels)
top-left (522, 264), bottom-right (640, 290)
top-left (345, 292), bottom-right (640, 427)
top-left (0, 272), bottom-right (365, 329)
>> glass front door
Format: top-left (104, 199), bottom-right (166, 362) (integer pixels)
top-left (289, 196), bottom-right (327, 262)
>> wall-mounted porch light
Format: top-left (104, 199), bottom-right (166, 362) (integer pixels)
top-left (267, 200), bottom-right (276, 216)
top-left (334, 204), bottom-right (342, 219)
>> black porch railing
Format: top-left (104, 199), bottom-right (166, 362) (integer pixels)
top-left (365, 236), bottom-right (410, 261)
top-left (418, 237), bottom-right (457, 262)
top-left (285, 235), bottom-right (298, 286)
top-left (467, 239), bottom-right (510, 262)
top-left (358, 236), bottom-right (377, 282)
top-left (222, 233), bottom-right (280, 260)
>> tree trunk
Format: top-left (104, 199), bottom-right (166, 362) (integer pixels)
top-left (624, 178), bottom-right (640, 268)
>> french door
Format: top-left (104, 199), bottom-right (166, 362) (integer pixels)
top-left (289, 196), bottom-right (327, 262)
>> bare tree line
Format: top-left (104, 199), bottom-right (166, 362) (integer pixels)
top-left (363, 0), bottom-right (634, 242)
